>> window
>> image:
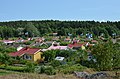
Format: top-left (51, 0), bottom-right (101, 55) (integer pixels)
top-left (24, 54), bottom-right (32, 60)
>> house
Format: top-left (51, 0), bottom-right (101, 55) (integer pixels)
top-left (3, 40), bottom-right (15, 45)
top-left (14, 37), bottom-right (29, 43)
top-left (91, 40), bottom-right (98, 44)
top-left (42, 41), bottom-right (68, 51)
top-left (48, 45), bottom-right (68, 50)
top-left (15, 38), bottom-right (24, 43)
top-left (64, 37), bottom-right (71, 42)
top-left (35, 37), bottom-right (45, 43)
top-left (86, 33), bottom-right (93, 38)
top-left (68, 33), bottom-right (72, 36)
top-left (28, 38), bottom-right (33, 41)
top-left (9, 47), bottom-right (42, 62)
top-left (52, 37), bottom-right (59, 41)
top-left (48, 41), bottom-right (68, 50)
top-left (85, 41), bottom-right (98, 47)
top-left (52, 33), bottom-right (58, 36)
top-left (85, 33), bottom-right (93, 41)
top-left (45, 41), bottom-right (54, 45)
top-left (68, 41), bottom-right (85, 50)
top-left (34, 37), bottom-right (45, 46)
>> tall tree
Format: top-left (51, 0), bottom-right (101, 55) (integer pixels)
top-left (91, 41), bottom-right (115, 71)
top-left (112, 43), bottom-right (120, 69)
top-left (24, 22), bottom-right (40, 37)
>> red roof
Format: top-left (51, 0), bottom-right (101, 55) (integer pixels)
top-left (68, 43), bottom-right (84, 48)
top-left (9, 47), bottom-right (40, 57)
top-left (91, 40), bottom-right (98, 43)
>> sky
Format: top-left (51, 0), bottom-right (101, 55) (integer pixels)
top-left (0, 0), bottom-right (120, 22)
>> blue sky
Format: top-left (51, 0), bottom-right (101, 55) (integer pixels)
top-left (0, 0), bottom-right (120, 21)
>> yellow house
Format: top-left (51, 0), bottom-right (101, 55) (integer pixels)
top-left (9, 47), bottom-right (43, 62)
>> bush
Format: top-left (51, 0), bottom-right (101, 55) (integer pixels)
top-left (18, 59), bottom-right (28, 64)
top-left (39, 44), bottom-right (49, 49)
top-left (35, 66), bottom-right (56, 75)
top-left (58, 64), bottom-right (87, 74)
top-left (60, 42), bottom-right (70, 46)
top-left (44, 66), bottom-right (56, 75)
top-left (51, 60), bottom-right (62, 67)
top-left (4, 47), bottom-right (17, 53)
top-left (43, 50), bottom-right (57, 62)
top-left (24, 41), bottom-right (32, 45)
top-left (35, 66), bottom-right (45, 74)
top-left (25, 62), bottom-right (36, 72)
top-left (0, 65), bottom-right (5, 69)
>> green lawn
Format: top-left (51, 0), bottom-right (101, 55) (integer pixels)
top-left (0, 71), bottom-right (10, 75)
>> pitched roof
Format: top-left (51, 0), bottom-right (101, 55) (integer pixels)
top-left (64, 37), bottom-right (71, 41)
top-left (68, 43), bottom-right (84, 48)
top-left (91, 40), bottom-right (98, 43)
top-left (9, 47), bottom-right (40, 57)
top-left (3, 40), bottom-right (15, 43)
top-left (48, 46), bottom-right (67, 50)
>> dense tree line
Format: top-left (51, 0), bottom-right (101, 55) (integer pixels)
top-left (0, 20), bottom-right (120, 38)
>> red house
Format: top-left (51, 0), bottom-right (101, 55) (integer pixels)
top-left (68, 41), bottom-right (86, 50)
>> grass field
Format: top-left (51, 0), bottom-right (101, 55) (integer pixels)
top-left (0, 69), bottom-right (120, 79)
top-left (0, 71), bottom-right (10, 75)
top-left (0, 73), bottom-right (78, 79)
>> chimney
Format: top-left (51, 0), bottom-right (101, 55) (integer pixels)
top-left (25, 46), bottom-right (30, 50)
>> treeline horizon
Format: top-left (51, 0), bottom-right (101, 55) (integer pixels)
top-left (0, 20), bottom-right (120, 38)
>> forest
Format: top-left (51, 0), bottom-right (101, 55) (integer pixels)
top-left (0, 20), bottom-right (120, 38)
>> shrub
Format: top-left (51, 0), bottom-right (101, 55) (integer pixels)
top-left (35, 66), bottom-right (56, 75)
top-left (60, 42), bottom-right (70, 46)
top-left (39, 44), bottom-right (49, 49)
top-left (4, 47), bottom-right (17, 53)
top-left (58, 64), bottom-right (87, 74)
top-left (0, 65), bottom-right (5, 69)
top-left (25, 62), bottom-right (36, 72)
top-left (51, 60), bottom-right (62, 67)
top-left (24, 41), bottom-right (32, 45)
top-left (35, 66), bottom-right (45, 74)
top-left (18, 59), bottom-right (28, 64)
top-left (43, 50), bottom-right (57, 62)
top-left (44, 66), bottom-right (56, 75)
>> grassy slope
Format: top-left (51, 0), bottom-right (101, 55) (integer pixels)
top-left (0, 73), bottom-right (78, 79)
top-left (0, 69), bottom-right (120, 79)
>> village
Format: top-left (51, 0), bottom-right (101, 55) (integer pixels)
top-left (0, 33), bottom-right (104, 62)
top-left (0, 32), bottom-right (120, 79)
